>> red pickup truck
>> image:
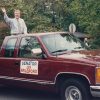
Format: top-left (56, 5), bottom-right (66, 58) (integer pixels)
top-left (0, 32), bottom-right (100, 100)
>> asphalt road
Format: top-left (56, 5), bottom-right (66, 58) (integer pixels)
top-left (0, 86), bottom-right (99, 100)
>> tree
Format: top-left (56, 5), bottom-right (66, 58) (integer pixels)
top-left (0, 0), bottom-right (100, 48)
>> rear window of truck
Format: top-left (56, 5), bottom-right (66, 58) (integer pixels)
top-left (4, 38), bottom-right (17, 57)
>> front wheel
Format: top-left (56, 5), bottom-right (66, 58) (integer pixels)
top-left (60, 79), bottom-right (91, 100)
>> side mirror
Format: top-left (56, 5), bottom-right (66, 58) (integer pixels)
top-left (31, 48), bottom-right (42, 55)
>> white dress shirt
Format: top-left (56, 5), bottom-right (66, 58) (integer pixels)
top-left (4, 13), bottom-right (27, 35)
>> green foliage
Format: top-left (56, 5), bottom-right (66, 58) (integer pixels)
top-left (0, 0), bottom-right (100, 48)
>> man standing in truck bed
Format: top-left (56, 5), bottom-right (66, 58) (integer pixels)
top-left (1, 8), bottom-right (27, 35)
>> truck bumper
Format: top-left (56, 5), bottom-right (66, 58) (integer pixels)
top-left (90, 86), bottom-right (100, 97)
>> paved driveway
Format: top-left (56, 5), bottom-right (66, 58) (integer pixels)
top-left (0, 86), bottom-right (99, 100)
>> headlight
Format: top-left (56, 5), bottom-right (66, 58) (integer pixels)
top-left (96, 67), bottom-right (100, 84)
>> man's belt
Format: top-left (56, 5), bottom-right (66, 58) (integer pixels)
top-left (12, 33), bottom-right (24, 35)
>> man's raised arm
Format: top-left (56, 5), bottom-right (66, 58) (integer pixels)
top-left (1, 8), bottom-right (11, 24)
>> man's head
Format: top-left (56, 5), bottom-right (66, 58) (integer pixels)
top-left (14, 9), bottom-right (21, 19)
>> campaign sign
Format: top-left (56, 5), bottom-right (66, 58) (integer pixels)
top-left (20, 60), bottom-right (38, 75)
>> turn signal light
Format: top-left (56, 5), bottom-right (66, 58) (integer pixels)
top-left (96, 67), bottom-right (100, 83)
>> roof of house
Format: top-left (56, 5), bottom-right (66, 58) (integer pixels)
top-left (72, 32), bottom-right (88, 38)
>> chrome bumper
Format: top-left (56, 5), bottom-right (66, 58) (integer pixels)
top-left (90, 86), bottom-right (100, 97)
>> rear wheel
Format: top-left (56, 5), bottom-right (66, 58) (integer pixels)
top-left (60, 78), bottom-right (91, 100)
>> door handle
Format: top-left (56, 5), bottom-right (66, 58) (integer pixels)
top-left (15, 62), bottom-right (19, 66)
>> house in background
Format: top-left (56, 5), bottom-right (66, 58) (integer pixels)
top-left (72, 32), bottom-right (91, 46)
top-left (72, 32), bottom-right (88, 41)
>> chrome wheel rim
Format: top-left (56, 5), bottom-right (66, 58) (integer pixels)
top-left (65, 86), bottom-right (82, 100)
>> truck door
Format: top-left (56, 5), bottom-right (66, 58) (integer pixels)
top-left (14, 36), bottom-right (53, 84)
top-left (0, 37), bottom-right (19, 77)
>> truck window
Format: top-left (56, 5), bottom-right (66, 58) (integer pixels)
top-left (5, 38), bottom-right (17, 57)
top-left (18, 36), bottom-right (41, 58)
top-left (41, 33), bottom-right (88, 55)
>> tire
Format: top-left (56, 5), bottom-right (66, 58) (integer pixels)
top-left (60, 78), bottom-right (91, 100)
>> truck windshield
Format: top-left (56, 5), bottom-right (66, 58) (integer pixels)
top-left (41, 33), bottom-right (89, 55)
